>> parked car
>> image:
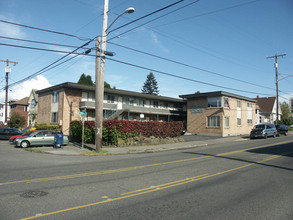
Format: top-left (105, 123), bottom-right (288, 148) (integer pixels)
top-left (9, 130), bottom-right (37, 143)
top-left (0, 128), bottom-right (23, 140)
top-left (250, 124), bottom-right (277, 139)
top-left (275, 124), bottom-right (288, 136)
top-left (14, 130), bottom-right (69, 148)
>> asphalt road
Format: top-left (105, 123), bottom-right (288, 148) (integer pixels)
top-left (0, 136), bottom-right (292, 220)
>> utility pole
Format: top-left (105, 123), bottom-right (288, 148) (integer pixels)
top-left (266, 53), bottom-right (286, 125)
top-left (95, 0), bottom-right (109, 152)
top-left (0, 59), bottom-right (18, 123)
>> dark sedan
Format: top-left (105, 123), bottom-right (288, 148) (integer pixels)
top-left (0, 128), bottom-right (23, 140)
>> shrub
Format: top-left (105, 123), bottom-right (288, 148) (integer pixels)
top-left (35, 123), bottom-right (60, 131)
top-left (70, 120), bottom-right (184, 146)
top-left (7, 112), bottom-right (26, 128)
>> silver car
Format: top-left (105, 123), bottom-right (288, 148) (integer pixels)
top-left (14, 130), bottom-right (69, 148)
top-left (250, 124), bottom-right (277, 139)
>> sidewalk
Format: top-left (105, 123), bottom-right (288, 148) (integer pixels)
top-left (37, 135), bottom-right (248, 156)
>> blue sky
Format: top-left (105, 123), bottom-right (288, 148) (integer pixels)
top-left (0, 0), bottom-right (292, 103)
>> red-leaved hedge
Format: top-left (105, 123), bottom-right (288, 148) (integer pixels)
top-left (70, 120), bottom-right (184, 144)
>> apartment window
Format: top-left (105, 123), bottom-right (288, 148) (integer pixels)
top-left (237, 100), bottom-right (241, 126)
top-left (107, 95), bottom-right (114, 103)
top-left (207, 116), bottom-right (220, 127)
top-left (153, 101), bottom-right (159, 108)
top-left (138, 99), bottom-right (145, 107)
top-left (208, 97), bottom-right (221, 107)
top-left (225, 117), bottom-right (230, 128)
top-left (237, 118), bottom-right (241, 126)
top-left (52, 112), bottom-right (58, 123)
top-left (53, 91), bottom-right (59, 103)
top-left (88, 92), bottom-right (95, 101)
top-left (224, 97), bottom-right (230, 108)
top-left (164, 102), bottom-right (169, 109)
top-left (237, 100), bottom-right (241, 108)
top-left (124, 97), bottom-right (134, 105)
top-left (247, 102), bottom-right (253, 125)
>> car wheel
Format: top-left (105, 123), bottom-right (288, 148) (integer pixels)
top-left (264, 134), bottom-right (268, 139)
top-left (273, 133), bottom-right (276, 138)
top-left (21, 141), bottom-right (29, 148)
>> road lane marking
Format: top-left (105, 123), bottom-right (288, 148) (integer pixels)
top-left (1, 140), bottom-right (291, 186)
top-left (20, 151), bottom-right (293, 220)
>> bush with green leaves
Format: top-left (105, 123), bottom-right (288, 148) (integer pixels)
top-left (7, 112), bottom-right (26, 128)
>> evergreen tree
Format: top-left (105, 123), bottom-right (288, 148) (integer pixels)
top-left (78, 73), bottom-right (94, 86)
top-left (104, 81), bottom-right (111, 88)
top-left (141, 72), bottom-right (159, 95)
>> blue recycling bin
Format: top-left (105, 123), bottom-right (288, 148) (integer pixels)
top-left (54, 132), bottom-right (64, 149)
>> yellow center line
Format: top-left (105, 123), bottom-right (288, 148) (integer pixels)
top-left (1, 140), bottom-right (291, 186)
top-left (20, 151), bottom-right (293, 220)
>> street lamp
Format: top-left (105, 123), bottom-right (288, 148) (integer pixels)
top-left (95, 0), bottom-right (135, 152)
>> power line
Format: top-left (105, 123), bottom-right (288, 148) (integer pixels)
top-left (0, 19), bottom-right (90, 41)
top-left (108, 42), bottom-right (276, 92)
top-left (1, 36), bottom-right (97, 90)
top-left (108, 0), bottom-right (200, 41)
top-left (105, 57), bottom-right (273, 96)
top-left (107, 0), bottom-right (186, 35)
top-left (0, 36), bottom-right (92, 50)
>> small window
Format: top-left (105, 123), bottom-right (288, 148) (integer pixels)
top-left (237, 100), bottom-right (241, 108)
top-left (153, 101), bottom-right (159, 108)
top-left (247, 119), bottom-right (253, 124)
top-left (107, 95), bottom-right (114, 103)
top-left (237, 118), bottom-right (241, 126)
top-left (208, 116), bottom-right (220, 127)
top-left (225, 117), bottom-right (230, 128)
top-left (53, 91), bottom-right (59, 103)
top-left (52, 112), bottom-right (58, 123)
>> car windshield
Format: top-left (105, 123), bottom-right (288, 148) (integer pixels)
top-left (254, 124), bottom-right (265, 129)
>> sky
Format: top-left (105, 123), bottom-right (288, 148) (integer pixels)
top-left (0, 0), bottom-right (292, 104)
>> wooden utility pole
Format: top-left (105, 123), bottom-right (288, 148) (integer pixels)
top-left (0, 59), bottom-right (18, 123)
top-left (266, 53), bottom-right (286, 125)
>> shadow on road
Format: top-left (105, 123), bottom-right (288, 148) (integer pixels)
top-left (182, 142), bottom-right (293, 171)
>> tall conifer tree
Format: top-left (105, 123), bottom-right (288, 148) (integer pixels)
top-left (141, 72), bottom-right (159, 95)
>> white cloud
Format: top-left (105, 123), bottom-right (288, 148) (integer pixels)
top-left (0, 15), bottom-right (26, 38)
top-left (0, 75), bottom-right (52, 103)
top-left (149, 31), bottom-right (169, 53)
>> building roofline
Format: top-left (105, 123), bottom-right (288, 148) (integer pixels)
top-left (179, 91), bottom-right (256, 103)
top-left (36, 82), bottom-right (184, 103)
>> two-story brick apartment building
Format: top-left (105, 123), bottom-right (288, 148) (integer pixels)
top-left (179, 91), bottom-right (256, 137)
top-left (36, 82), bottom-right (186, 135)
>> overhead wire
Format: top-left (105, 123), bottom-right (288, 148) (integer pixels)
top-left (0, 19), bottom-right (90, 41)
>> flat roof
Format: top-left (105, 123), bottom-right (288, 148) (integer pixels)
top-left (179, 91), bottom-right (256, 103)
top-left (36, 82), bottom-right (184, 103)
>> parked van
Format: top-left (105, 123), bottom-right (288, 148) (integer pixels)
top-left (250, 124), bottom-right (277, 139)
top-left (0, 128), bottom-right (23, 140)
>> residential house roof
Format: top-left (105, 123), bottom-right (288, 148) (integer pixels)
top-left (9, 97), bottom-right (29, 106)
top-left (179, 91), bottom-right (256, 103)
top-left (36, 82), bottom-right (184, 103)
top-left (255, 97), bottom-right (276, 113)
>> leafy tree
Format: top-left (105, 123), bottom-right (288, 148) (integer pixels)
top-left (78, 73), bottom-right (94, 86)
top-left (141, 72), bottom-right (159, 95)
top-left (104, 81), bottom-right (111, 88)
top-left (7, 112), bottom-right (26, 128)
top-left (280, 101), bottom-right (293, 125)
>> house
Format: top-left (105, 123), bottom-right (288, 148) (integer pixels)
top-left (36, 82), bottom-right (187, 135)
top-left (27, 89), bottom-right (38, 127)
top-left (9, 97), bottom-right (29, 128)
top-left (255, 96), bottom-right (281, 124)
top-left (0, 103), bottom-right (7, 124)
top-left (179, 91), bottom-right (256, 137)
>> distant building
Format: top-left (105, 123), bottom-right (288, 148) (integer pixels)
top-left (255, 96), bottom-right (281, 124)
top-left (27, 89), bottom-right (38, 127)
top-left (9, 97), bottom-right (29, 128)
top-left (179, 91), bottom-right (256, 137)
